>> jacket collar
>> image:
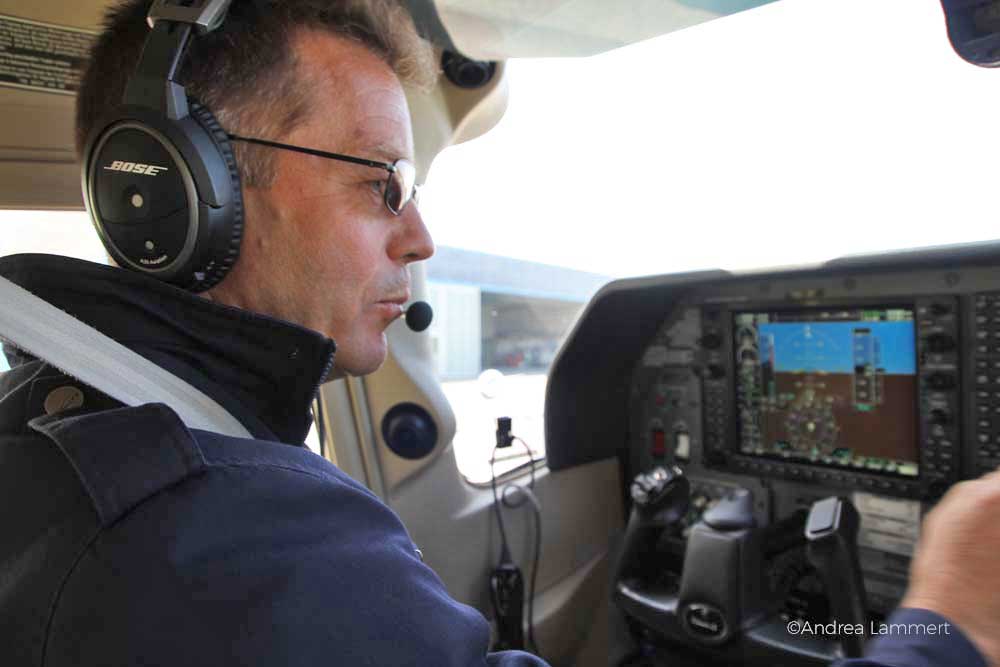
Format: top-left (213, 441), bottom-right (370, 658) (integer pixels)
top-left (0, 253), bottom-right (336, 445)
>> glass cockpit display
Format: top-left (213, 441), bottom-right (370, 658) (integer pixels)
top-left (733, 307), bottom-right (919, 477)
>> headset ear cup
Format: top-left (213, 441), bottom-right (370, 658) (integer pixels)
top-left (187, 100), bottom-right (243, 291)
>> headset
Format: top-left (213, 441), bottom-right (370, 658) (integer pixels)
top-left (81, 0), bottom-right (242, 292)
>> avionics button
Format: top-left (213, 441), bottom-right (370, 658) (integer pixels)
top-left (978, 345), bottom-right (990, 354)
top-left (977, 374), bottom-right (990, 385)
top-left (939, 440), bottom-right (953, 449)
top-left (939, 451), bottom-right (953, 460)
top-left (979, 434), bottom-right (991, 444)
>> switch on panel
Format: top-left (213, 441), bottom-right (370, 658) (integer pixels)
top-left (675, 431), bottom-right (691, 461)
top-left (651, 429), bottom-right (667, 459)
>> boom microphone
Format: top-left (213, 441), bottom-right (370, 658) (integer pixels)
top-left (404, 301), bottom-right (433, 332)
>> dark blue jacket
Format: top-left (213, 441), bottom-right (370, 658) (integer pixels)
top-left (0, 253), bottom-right (546, 666)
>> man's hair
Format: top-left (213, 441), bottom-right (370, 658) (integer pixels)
top-left (76, 0), bottom-right (437, 187)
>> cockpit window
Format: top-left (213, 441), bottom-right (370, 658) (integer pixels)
top-left (421, 0), bottom-right (1000, 483)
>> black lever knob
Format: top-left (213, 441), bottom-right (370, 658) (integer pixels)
top-left (804, 497), bottom-right (868, 658)
top-left (629, 466), bottom-right (690, 520)
top-left (616, 466), bottom-right (690, 583)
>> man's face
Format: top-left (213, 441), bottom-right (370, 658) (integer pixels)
top-left (212, 30), bottom-right (434, 377)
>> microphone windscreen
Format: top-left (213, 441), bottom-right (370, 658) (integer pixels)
top-left (405, 301), bottom-right (433, 332)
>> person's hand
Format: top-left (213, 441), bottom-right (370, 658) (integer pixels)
top-left (901, 469), bottom-right (1000, 666)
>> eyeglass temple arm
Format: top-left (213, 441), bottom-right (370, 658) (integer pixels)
top-left (226, 134), bottom-right (395, 172)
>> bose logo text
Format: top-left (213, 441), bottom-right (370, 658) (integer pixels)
top-left (103, 161), bottom-right (169, 176)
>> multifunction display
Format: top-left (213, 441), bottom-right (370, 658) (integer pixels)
top-left (733, 307), bottom-right (920, 477)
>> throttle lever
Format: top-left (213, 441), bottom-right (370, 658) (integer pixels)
top-left (804, 496), bottom-right (869, 658)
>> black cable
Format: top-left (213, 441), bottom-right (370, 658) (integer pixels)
top-left (513, 437), bottom-right (541, 657)
top-left (490, 442), bottom-right (514, 563)
top-left (494, 436), bottom-right (544, 658)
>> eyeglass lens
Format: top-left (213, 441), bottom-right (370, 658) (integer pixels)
top-left (386, 159), bottom-right (417, 214)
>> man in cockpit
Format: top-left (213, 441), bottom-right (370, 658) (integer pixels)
top-left (0, 1), bottom-right (543, 664)
top-left (0, 1), bottom-right (998, 666)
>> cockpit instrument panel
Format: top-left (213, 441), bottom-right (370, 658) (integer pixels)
top-left (697, 294), bottom-right (962, 501)
top-left (733, 306), bottom-right (920, 479)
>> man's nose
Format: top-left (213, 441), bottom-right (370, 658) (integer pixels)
top-left (397, 204), bottom-right (435, 263)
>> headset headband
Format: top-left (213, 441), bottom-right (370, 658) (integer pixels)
top-left (125, 0), bottom-right (233, 118)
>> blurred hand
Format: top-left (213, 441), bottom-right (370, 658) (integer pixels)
top-left (901, 469), bottom-right (1000, 666)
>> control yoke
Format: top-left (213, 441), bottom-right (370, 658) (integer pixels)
top-left (615, 469), bottom-right (871, 665)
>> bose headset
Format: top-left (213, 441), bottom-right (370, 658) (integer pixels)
top-left (81, 0), bottom-right (243, 292)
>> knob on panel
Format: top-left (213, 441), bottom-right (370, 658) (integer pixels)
top-left (929, 409), bottom-right (950, 426)
top-left (923, 333), bottom-right (955, 353)
top-left (924, 373), bottom-right (956, 391)
top-left (699, 332), bottom-right (723, 349)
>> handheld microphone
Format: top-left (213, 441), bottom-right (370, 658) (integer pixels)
top-left (404, 301), bottom-right (433, 332)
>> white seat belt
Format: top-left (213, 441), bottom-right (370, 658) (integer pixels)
top-left (0, 275), bottom-right (251, 439)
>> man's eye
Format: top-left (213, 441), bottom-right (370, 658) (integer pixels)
top-left (368, 180), bottom-right (385, 195)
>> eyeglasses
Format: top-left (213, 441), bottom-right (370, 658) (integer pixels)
top-left (226, 134), bottom-right (419, 215)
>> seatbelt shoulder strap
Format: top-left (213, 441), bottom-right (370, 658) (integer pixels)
top-left (0, 275), bottom-right (251, 439)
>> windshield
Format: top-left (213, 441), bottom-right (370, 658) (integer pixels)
top-left (421, 0), bottom-right (1000, 482)
top-left (422, 0), bottom-right (999, 278)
